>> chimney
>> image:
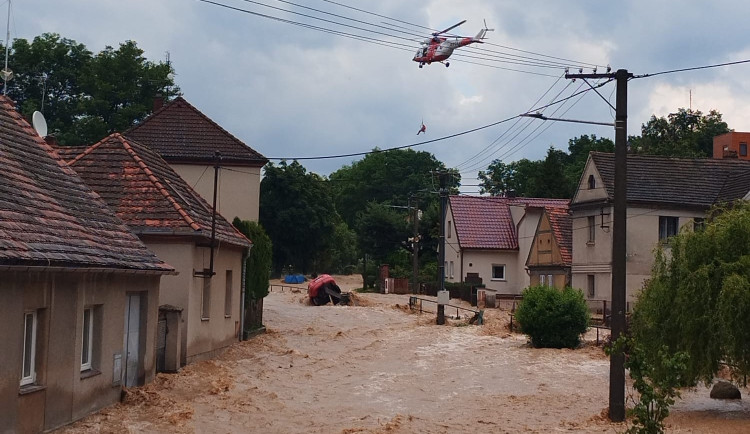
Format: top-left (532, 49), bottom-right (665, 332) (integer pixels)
top-left (153, 94), bottom-right (164, 112)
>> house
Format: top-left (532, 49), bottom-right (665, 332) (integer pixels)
top-left (0, 96), bottom-right (173, 432)
top-left (570, 152), bottom-right (750, 304)
top-left (59, 133), bottom-right (253, 367)
top-left (444, 195), bottom-right (569, 294)
top-left (125, 96), bottom-right (268, 223)
top-left (526, 205), bottom-right (572, 289)
top-left (713, 131), bottom-right (750, 160)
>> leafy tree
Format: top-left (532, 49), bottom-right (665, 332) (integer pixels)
top-left (329, 149), bottom-right (458, 229)
top-left (629, 108), bottom-right (729, 157)
top-left (4, 33), bottom-right (178, 144)
top-left (355, 202), bottom-right (410, 263)
top-left (316, 221), bottom-right (358, 274)
top-left (607, 336), bottom-right (689, 434)
top-left (631, 202), bottom-right (750, 385)
top-left (479, 148), bottom-right (572, 198)
top-left (514, 285), bottom-right (590, 348)
top-left (259, 161), bottom-right (337, 275)
top-left (232, 218), bottom-right (272, 301)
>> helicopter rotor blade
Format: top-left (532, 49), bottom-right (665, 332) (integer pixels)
top-left (432, 19), bottom-right (467, 36)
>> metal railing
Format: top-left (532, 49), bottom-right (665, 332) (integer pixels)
top-left (408, 296), bottom-right (483, 325)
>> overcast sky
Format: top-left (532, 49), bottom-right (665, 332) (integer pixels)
top-left (11, 0), bottom-right (750, 193)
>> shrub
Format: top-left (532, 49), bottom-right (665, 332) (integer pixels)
top-left (515, 285), bottom-right (590, 348)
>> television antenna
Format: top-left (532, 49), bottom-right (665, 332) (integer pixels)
top-left (2, 0), bottom-right (11, 95)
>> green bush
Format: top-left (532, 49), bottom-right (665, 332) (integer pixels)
top-left (515, 285), bottom-right (590, 348)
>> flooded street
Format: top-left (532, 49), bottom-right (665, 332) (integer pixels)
top-left (61, 277), bottom-right (749, 433)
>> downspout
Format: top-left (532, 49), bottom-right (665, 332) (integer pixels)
top-left (239, 246), bottom-right (250, 341)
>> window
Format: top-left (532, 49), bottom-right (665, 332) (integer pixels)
top-left (659, 216), bottom-right (679, 241)
top-left (449, 261), bottom-right (454, 279)
top-left (444, 261), bottom-right (448, 278)
top-left (587, 275), bottom-right (595, 298)
top-left (447, 221), bottom-right (452, 239)
top-left (21, 311), bottom-right (37, 386)
top-left (588, 216), bottom-right (596, 243)
top-left (588, 174), bottom-right (596, 189)
top-left (202, 278), bottom-right (211, 320)
top-left (741, 142), bottom-right (748, 157)
top-left (81, 307), bottom-right (93, 371)
top-left (693, 217), bottom-right (705, 232)
top-left (225, 270), bottom-right (233, 317)
top-left (492, 264), bottom-right (506, 280)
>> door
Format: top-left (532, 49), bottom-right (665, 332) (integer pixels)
top-left (123, 293), bottom-right (141, 387)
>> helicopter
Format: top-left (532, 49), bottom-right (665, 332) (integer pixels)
top-left (413, 20), bottom-right (493, 68)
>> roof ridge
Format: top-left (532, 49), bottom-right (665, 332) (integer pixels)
top-left (117, 133), bottom-right (202, 231)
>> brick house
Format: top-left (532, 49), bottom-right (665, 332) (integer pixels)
top-left (713, 131), bottom-right (750, 160)
top-left (125, 97), bottom-right (268, 223)
top-left (59, 133), bottom-right (252, 367)
top-left (0, 96), bottom-right (173, 432)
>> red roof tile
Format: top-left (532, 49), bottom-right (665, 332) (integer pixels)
top-left (125, 97), bottom-right (267, 166)
top-left (63, 134), bottom-right (252, 249)
top-left (0, 96), bottom-right (173, 272)
top-left (546, 206), bottom-right (572, 266)
top-left (450, 196), bottom-right (517, 250)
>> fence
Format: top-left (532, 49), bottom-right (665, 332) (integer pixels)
top-left (408, 296), bottom-right (483, 325)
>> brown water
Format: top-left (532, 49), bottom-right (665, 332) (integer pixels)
top-left (59, 277), bottom-right (749, 433)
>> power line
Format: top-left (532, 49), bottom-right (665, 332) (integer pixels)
top-left (633, 59), bottom-right (750, 79)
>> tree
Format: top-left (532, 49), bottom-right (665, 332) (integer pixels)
top-left (329, 149), bottom-right (458, 229)
top-left (478, 148), bottom-right (572, 198)
top-left (232, 218), bottom-right (272, 301)
top-left (355, 202), bottom-right (410, 263)
top-left (564, 135), bottom-right (614, 192)
top-left (259, 161), bottom-right (337, 275)
top-left (631, 202), bottom-right (750, 385)
top-left (4, 33), bottom-right (178, 145)
top-left (629, 108), bottom-right (729, 158)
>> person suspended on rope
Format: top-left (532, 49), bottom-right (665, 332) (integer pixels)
top-left (417, 122), bottom-right (426, 135)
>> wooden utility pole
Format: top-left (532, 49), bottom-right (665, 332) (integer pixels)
top-left (436, 171), bottom-right (449, 325)
top-left (564, 69), bottom-right (632, 422)
top-left (410, 195), bottom-right (419, 295)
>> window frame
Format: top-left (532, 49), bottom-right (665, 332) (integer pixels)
top-left (447, 220), bottom-right (452, 239)
top-left (587, 216), bottom-right (596, 243)
top-left (81, 307), bottom-right (94, 371)
top-left (224, 270), bottom-right (233, 318)
top-left (21, 311), bottom-right (38, 386)
top-left (587, 174), bottom-right (596, 189)
top-left (659, 216), bottom-right (679, 241)
top-left (740, 142), bottom-right (748, 157)
top-left (491, 264), bottom-right (506, 281)
top-left (587, 275), bottom-right (595, 298)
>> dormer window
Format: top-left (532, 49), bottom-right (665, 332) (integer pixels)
top-left (588, 174), bottom-right (596, 189)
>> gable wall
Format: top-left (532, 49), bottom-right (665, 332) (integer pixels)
top-left (172, 163), bottom-right (261, 223)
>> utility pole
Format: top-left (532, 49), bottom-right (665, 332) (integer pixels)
top-left (410, 195), bottom-right (420, 295)
top-left (208, 151), bottom-right (221, 277)
top-left (564, 68), bottom-right (632, 422)
top-left (436, 171), bottom-right (450, 325)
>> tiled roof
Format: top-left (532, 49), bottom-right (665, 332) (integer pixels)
top-left (0, 96), bottom-right (173, 272)
top-left (125, 97), bottom-right (267, 166)
top-left (450, 196), bottom-right (516, 250)
top-left (546, 206), bottom-right (572, 266)
top-left (590, 152), bottom-right (750, 207)
top-left (450, 196), bottom-right (569, 250)
top-left (63, 133), bottom-right (252, 249)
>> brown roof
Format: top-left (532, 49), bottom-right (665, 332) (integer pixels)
top-left (125, 96), bottom-right (267, 166)
top-left (449, 196), bottom-right (569, 250)
top-left (546, 206), bottom-right (572, 266)
top-left (589, 152), bottom-right (750, 207)
top-left (63, 133), bottom-right (252, 250)
top-left (0, 96), bottom-right (172, 272)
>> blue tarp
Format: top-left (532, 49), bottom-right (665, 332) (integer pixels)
top-left (284, 274), bottom-right (306, 284)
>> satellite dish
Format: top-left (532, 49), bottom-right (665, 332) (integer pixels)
top-left (32, 111), bottom-right (47, 137)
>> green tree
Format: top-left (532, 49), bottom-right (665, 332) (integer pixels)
top-left (259, 161), bottom-right (337, 275)
top-left (355, 202), bottom-right (410, 263)
top-left (514, 285), bottom-right (590, 348)
top-left (629, 108), bottom-right (729, 157)
top-left (478, 148), bottom-right (573, 198)
top-left (232, 218), bottom-right (272, 301)
top-left (329, 149), bottom-right (457, 229)
top-left (316, 221), bottom-right (358, 274)
top-left (4, 33), bottom-right (178, 145)
top-left (631, 202), bottom-right (750, 385)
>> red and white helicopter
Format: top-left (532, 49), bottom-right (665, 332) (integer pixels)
top-left (413, 20), bottom-right (492, 68)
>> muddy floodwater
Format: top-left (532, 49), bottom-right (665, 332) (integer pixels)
top-left (60, 276), bottom-right (750, 433)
